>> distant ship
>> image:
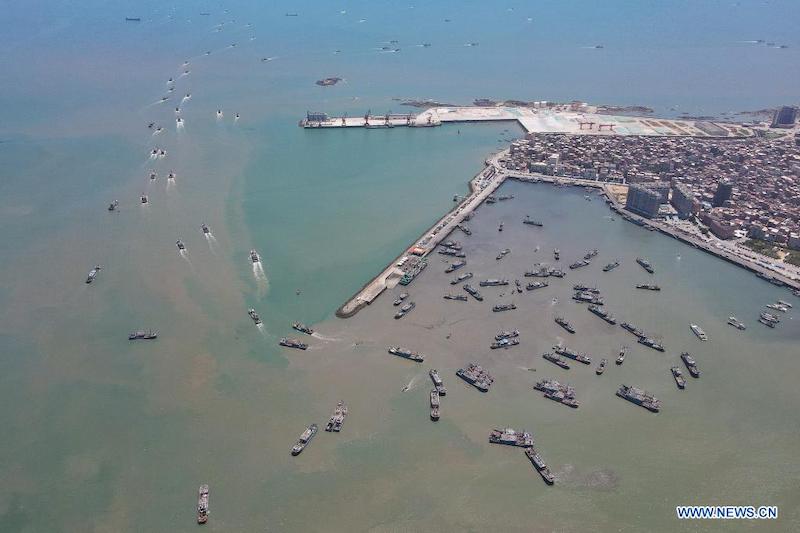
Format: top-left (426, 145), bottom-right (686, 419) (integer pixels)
top-left (596, 358), bottom-right (608, 375)
top-left (727, 316), bottom-right (746, 330)
top-left (463, 284), bottom-right (483, 301)
top-left (615, 346), bottom-right (627, 365)
top-left (196, 484), bottom-right (209, 524)
top-left (450, 272), bottom-right (473, 285)
top-left (603, 260), bottom-right (620, 272)
top-left (176, 240), bottom-right (186, 250)
top-left (680, 352), bottom-right (700, 378)
top-left (430, 389), bottom-right (440, 421)
top-left (554, 345), bottom-right (591, 365)
top-left (325, 401), bottom-right (348, 432)
top-left (636, 284), bottom-right (661, 291)
top-left (456, 363), bottom-right (493, 392)
top-left (636, 257), bottom-right (654, 274)
top-left (525, 448), bottom-right (555, 485)
top-left (279, 338), bottom-right (307, 350)
top-left (554, 317), bottom-right (575, 334)
top-left (388, 346), bottom-right (424, 362)
top-left (394, 301), bottom-right (416, 319)
top-left (523, 215), bottom-right (543, 227)
top-left (690, 323), bottom-right (708, 341)
top-left (248, 309), bottom-right (261, 325)
top-left (489, 427), bottom-right (533, 447)
top-left (671, 367), bottom-right (686, 389)
top-left (490, 338), bottom-right (519, 349)
top-left (617, 384), bottom-right (660, 412)
top-left (526, 281), bottom-right (548, 291)
top-left (292, 322), bottom-right (313, 335)
top-left (588, 304), bottom-right (616, 324)
top-left (129, 329), bottom-right (158, 340)
top-left (291, 424), bottom-right (318, 456)
top-left (250, 249), bottom-right (260, 263)
top-left (479, 279), bottom-right (509, 287)
top-left (444, 260), bottom-right (466, 273)
top-left (107, 200), bottom-right (119, 212)
top-left (392, 292), bottom-right (409, 306)
top-left (429, 369), bottom-right (447, 395)
top-left (201, 223), bottom-right (210, 234)
top-left (542, 352), bottom-right (570, 369)
top-left (86, 265), bottom-right (102, 284)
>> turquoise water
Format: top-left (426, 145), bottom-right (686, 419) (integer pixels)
top-left (1, 1), bottom-right (799, 531)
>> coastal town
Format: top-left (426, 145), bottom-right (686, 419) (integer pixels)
top-left (504, 122), bottom-right (800, 256)
top-left (331, 104), bottom-right (800, 318)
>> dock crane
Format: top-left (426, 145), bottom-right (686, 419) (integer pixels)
top-left (341, 112), bottom-right (347, 126)
top-left (598, 123), bottom-right (615, 131)
top-left (578, 121), bottom-right (595, 130)
top-left (364, 109), bottom-right (371, 126)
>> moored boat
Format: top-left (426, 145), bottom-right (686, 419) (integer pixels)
top-left (325, 401), bottom-right (348, 432)
top-left (727, 316), bottom-right (746, 330)
top-left (671, 366), bottom-right (686, 389)
top-left (680, 352), bottom-right (700, 377)
top-left (616, 384), bottom-right (660, 412)
top-left (489, 427), bottom-right (533, 447)
top-left (525, 448), bottom-right (555, 485)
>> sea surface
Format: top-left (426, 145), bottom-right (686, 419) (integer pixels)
top-left (0, 1), bottom-right (799, 531)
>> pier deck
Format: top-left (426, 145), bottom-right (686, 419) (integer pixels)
top-left (336, 152), bottom-right (508, 318)
top-left (303, 106), bottom-right (753, 138)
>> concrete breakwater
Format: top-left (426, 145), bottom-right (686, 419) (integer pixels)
top-left (335, 152), bottom-right (508, 318)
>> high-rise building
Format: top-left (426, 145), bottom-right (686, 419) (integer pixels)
top-left (625, 184), bottom-right (661, 218)
top-left (771, 106), bottom-right (798, 129)
top-left (712, 180), bottom-right (733, 207)
top-left (671, 183), bottom-right (697, 217)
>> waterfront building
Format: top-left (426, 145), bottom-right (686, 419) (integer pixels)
top-left (771, 106), bottom-right (798, 129)
top-left (712, 180), bottom-right (733, 207)
top-left (625, 184), bottom-right (662, 218)
top-left (671, 183), bottom-right (697, 217)
top-left (648, 181), bottom-right (671, 203)
top-left (306, 111), bottom-right (330, 123)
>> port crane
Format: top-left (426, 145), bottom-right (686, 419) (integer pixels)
top-left (364, 109), bottom-right (371, 126)
top-left (578, 121), bottom-right (595, 130)
top-left (598, 123), bottom-right (615, 131)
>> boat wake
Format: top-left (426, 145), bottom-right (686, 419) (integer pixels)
top-left (311, 332), bottom-right (340, 341)
top-left (253, 262), bottom-right (269, 293)
top-left (205, 234), bottom-right (218, 254)
top-left (402, 374), bottom-right (420, 392)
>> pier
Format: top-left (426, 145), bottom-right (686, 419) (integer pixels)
top-left (336, 151), bottom-right (509, 318)
top-left (303, 106), bottom-right (753, 138)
